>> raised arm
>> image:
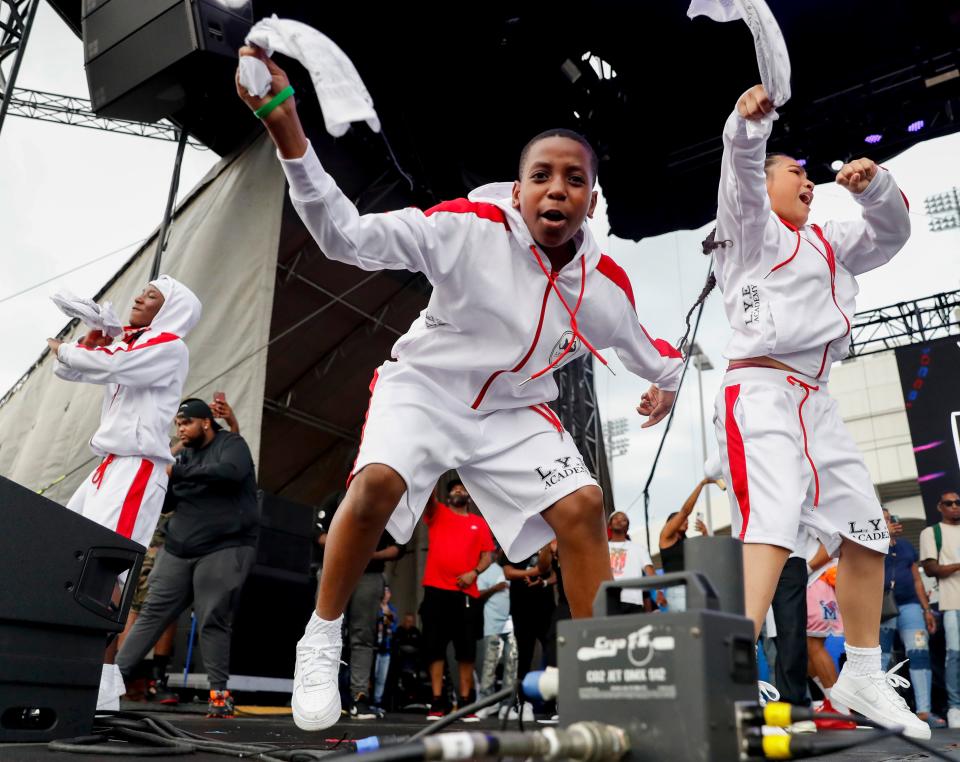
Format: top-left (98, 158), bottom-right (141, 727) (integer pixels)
top-left (716, 85), bottom-right (775, 261)
top-left (660, 479), bottom-right (710, 547)
top-left (823, 161), bottom-right (910, 276)
top-left (235, 47), bottom-right (468, 285)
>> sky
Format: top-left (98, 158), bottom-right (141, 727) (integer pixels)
top-left (2, 4), bottom-right (959, 554)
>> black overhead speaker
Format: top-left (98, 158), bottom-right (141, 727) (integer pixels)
top-left (82, 0), bottom-right (255, 154)
top-left (0, 476), bottom-right (144, 742)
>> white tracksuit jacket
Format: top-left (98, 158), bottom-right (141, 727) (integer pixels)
top-left (279, 143), bottom-right (683, 411)
top-left (54, 275), bottom-right (202, 465)
top-left (714, 109), bottom-right (911, 381)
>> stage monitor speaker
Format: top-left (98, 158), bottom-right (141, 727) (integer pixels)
top-left (255, 492), bottom-right (316, 579)
top-left (82, 0), bottom-right (255, 154)
top-left (0, 476), bottom-right (145, 742)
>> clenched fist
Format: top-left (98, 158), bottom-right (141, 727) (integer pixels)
top-left (835, 158), bottom-right (878, 195)
top-left (736, 84), bottom-right (774, 121)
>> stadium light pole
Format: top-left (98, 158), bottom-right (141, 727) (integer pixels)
top-left (602, 416), bottom-right (630, 487)
top-left (924, 187), bottom-right (960, 233)
top-left (691, 342), bottom-right (715, 532)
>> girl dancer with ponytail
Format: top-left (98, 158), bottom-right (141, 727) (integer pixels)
top-left (706, 84), bottom-right (927, 737)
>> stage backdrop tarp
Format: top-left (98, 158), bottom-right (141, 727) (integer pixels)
top-left (895, 335), bottom-right (960, 523)
top-left (0, 135), bottom-right (284, 505)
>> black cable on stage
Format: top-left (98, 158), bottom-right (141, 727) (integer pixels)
top-left (409, 684), bottom-right (515, 740)
top-left (626, 254), bottom-right (713, 551)
top-left (745, 702), bottom-right (956, 761)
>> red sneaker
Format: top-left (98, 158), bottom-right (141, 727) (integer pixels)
top-left (814, 699), bottom-right (857, 730)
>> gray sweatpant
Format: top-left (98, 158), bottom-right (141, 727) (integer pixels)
top-left (116, 545), bottom-right (256, 690)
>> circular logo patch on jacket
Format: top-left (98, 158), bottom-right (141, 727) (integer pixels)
top-left (549, 330), bottom-right (581, 364)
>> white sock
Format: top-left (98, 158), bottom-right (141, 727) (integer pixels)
top-left (306, 611), bottom-right (343, 635)
top-left (844, 644), bottom-right (881, 676)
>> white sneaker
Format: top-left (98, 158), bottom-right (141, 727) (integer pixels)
top-left (758, 680), bottom-right (780, 706)
top-left (947, 707), bottom-right (960, 729)
top-left (292, 614), bottom-right (344, 731)
top-left (830, 660), bottom-right (931, 740)
top-left (788, 720), bottom-right (817, 734)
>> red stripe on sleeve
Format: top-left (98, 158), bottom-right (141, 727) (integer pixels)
top-left (639, 324), bottom-right (683, 359)
top-left (424, 199), bottom-right (509, 228)
top-left (596, 254), bottom-right (635, 309)
top-left (76, 332), bottom-right (180, 355)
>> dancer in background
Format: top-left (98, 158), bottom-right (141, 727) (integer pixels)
top-left (48, 275), bottom-right (201, 710)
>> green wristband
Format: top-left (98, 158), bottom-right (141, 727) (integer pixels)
top-left (254, 85), bottom-right (294, 120)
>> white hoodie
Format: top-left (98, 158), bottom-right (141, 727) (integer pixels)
top-left (714, 109), bottom-right (910, 381)
top-left (54, 275), bottom-right (202, 465)
top-left (279, 143), bottom-right (683, 411)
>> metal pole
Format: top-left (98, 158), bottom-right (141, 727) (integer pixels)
top-left (150, 128), bottom-right (189, 280)
top-left (696, 358), bottom-right (713, 532)
top-left (0, 0), bottom-right (41, 138)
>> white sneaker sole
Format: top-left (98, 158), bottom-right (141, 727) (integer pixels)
top-left (830, 684), bottom-right (931, 740)
top-left (292, 695), bottom-right (342, 731)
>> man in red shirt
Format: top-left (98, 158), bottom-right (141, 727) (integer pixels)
top-left (420, 478), bottom-right (495, 720)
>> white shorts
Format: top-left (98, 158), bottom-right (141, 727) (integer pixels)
top-left (713, 366), bottom-right (888, 556)
top-left (351, 361), bottom-right (599, 562)
top-left (67, 454), bottom-right (168, 549)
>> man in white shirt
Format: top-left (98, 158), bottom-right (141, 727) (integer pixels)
top-left (608, 512), bottom-right (656, 613)
top-left (920, 491), bottom-right (960, 727)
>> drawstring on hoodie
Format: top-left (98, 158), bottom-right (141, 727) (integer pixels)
top-left (786, 375), bottom-right (821, 507)
top-left (518, 245), bottom-right (614, 387)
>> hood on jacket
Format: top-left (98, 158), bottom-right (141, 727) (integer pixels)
top-left (148, 275), bottom-right (202, 338)
top-left (467, 182), bottom-right (600, 267)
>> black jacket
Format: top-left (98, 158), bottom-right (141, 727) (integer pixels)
top-left (164, 430), bottom-right (259, 558)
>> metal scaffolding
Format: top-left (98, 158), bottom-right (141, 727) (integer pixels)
top-left (847, 289), bottom-right (960, 358)
top-left (4, 87), bottom-right (204, 145)
top-left (551, 356), bottom-right (614, 509)
top-left (0, 0), bottom-right (40, 136)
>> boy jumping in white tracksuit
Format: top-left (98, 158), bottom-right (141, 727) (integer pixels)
top-left (235, 48), bottom-right (683, 730)
top-left (709, 84), bottom-right (926, 737)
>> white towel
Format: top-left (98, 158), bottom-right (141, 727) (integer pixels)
top-left (688, 0), bottom-right (791, 138)
top-left (240, 15), bottom-right (380, 137)
top-left (50, 289), bottom-right (123, 337)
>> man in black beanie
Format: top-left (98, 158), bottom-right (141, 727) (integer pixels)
top-left (116, 398), bottom-right (259, 718)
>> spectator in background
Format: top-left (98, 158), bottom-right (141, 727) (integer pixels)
top-left (607, 512), bottom-right (656, 613)
top-left (392, 613), bottom-right (426, 709)
top-left (420, 479), bottom-right (494, 720)
top-left (879, 508), bottom-right (940, 729)
top-left (505, 544), bottom-right (556, 691)
top-left (476, 548), bottom-right (518, 718)
top-left (120, 395), bottom-right (240, 706)
top-left (658, 478), bottom-right (713, 609)
top-left (116, 398), bottom-right (258, 719)
top-left (372, 586), bottom-right (398, 712)
top-left (921, 491), bottom-right (960, 728)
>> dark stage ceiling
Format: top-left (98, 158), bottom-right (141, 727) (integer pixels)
top-left (47, 0), bottom-right (960, 240)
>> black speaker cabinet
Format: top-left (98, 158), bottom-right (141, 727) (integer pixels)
top-left (0, 476), bottom-right (144, 742)
top-left (82, 0), bottom-right (254, 153)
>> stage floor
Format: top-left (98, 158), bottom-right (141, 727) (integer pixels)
top-left (1, 704), bottom-right (958, 761)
